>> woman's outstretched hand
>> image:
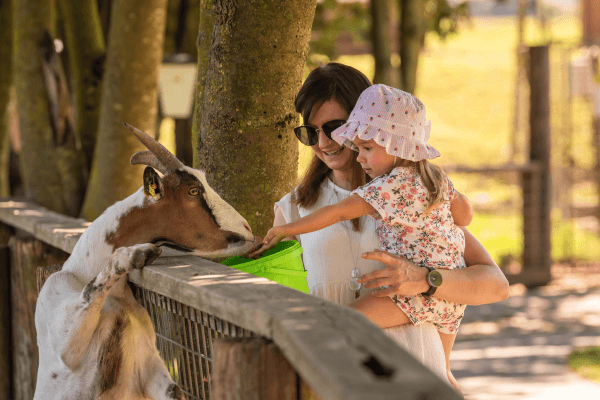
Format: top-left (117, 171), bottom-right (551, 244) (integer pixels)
top-left (248, 226), bottom-right (287, 258)
top-left (358, 249), bottom-right (429, 297)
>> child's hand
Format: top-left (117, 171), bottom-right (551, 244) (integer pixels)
top-left (248, 227), bottom-right (287, 258)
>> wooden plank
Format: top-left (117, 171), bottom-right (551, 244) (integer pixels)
top-left (0, 199), bottom-right (88, 254)
top-left (0, 200), bottom-right (461, 400)
top-left (129, 252), bottom-right (461, 400)
top-left (212, 337), bottom-right (297, 400)
top-left (9, 232), bottom-right (69, 400)
top-left (0, 223), bottom-right (13, 400)
top-left (443, 161), bottom-right (542, 174)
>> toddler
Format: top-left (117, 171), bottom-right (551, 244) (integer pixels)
top-left (250, 84), bottom-right (472, 393)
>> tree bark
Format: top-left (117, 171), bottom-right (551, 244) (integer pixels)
top-left (192, 0), bottom-right (216, 169)
top-left (13, 0), bottom-right (87, 216)
top-left (80, 0), bottom-right (168, 221)
top-left (196, 0), bottom-right (317, 236)
top-left (399, 0), bottom-right (425, 94)
top-left (0, 0), bottom-right (12, 197)
top-left (371, 0), bottom-right (398, 87)
top-left (57, 0), bottom-right (106, 174)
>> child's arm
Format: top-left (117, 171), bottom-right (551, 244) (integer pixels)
top-left (450, 190), bottom-right (473, 226)
top-left (249, 194), bottom-right (376, 257)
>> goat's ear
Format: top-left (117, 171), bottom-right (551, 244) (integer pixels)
top-left (143, 167), bottom-right (164, 201)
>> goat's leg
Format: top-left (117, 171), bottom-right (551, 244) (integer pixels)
top-left (60, 243), bottom-right (162, 370)
top-left (144, 354), bottom-right (186, 400)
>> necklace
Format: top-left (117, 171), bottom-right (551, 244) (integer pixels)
top-left (330, 175), bottom-right (362, 299)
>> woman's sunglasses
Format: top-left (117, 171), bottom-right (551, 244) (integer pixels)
top-left (294, 119), bottom-right (347, 146)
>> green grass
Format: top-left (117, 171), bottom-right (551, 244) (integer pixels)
top-left (568, 347), bottom-right (600, 383)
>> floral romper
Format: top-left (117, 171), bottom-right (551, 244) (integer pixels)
top-left (353, 166), bottom-right (467, 334)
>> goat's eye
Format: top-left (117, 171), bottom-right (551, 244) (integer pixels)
top-left (189, 188), bottom-right (200, 196)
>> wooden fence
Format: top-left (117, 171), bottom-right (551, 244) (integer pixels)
top-left (0, 198), bottom-right (461, 400)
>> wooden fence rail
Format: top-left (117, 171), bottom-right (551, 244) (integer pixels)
top-left (0, 198), bottom-right (460, 400)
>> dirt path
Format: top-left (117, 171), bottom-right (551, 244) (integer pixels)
top-left (452, 266), bottom-right (600, 399)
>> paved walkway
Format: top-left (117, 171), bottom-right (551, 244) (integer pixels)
top-left (452, 269), bottom-right (600, 399)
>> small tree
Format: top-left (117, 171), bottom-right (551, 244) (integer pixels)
top-left (80, 0), bottom-right (168, 221)
top-left (14, 0), bottom-right (87, 216)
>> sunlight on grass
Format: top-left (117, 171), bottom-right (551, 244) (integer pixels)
top-left (568, 347), bottom-right (600, 384)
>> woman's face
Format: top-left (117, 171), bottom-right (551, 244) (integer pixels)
top-left (306, 100), bottom-right (354, 172)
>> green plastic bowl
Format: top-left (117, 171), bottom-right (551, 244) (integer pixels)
top-left (221, 241), bottom-right (308, 293)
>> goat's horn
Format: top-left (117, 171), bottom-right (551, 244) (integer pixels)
top-left (124, 123), bottom-right (184, 172)
top-left (130, 151), bottom-right (169, 175)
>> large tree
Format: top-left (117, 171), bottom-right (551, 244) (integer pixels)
top-left (13, 0), bottom-right (86, 216)
top-left (80, 0), bottom-right (168, 221)
top-left (0, 0), bottom-right (12, 197)
top-left (195, 0), bottom-right (318, 236)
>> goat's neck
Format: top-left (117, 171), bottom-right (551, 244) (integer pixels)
top-left (62, 188), bottom-right (153, 282)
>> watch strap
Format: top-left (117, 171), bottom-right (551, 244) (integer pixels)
top-left (421, 266), bottom-right (437, 296)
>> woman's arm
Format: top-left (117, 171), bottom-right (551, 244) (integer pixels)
top-left (435, 226), bottom-right (509, 304)
top-left (358, 226), bottom-right (509, 305)
top-left (450, 191), bottom-right (473, 226)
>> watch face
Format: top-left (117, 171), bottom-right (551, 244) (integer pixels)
top-left (428, 270), bottom-right (443, 287)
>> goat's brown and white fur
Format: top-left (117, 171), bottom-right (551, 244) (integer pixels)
top-left (34, 124), bottom-right (258, 400)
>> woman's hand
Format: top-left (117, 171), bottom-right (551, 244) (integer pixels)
top-left (248, 226), bottom-right (287, 258)
top-left (357, 249), bottom-right (429, 297)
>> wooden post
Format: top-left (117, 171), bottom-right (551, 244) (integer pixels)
top-left (519, 45), bottom-right (552, 287)
top-left (0, 223), bottom-right (14, 400)
top-left (212, 337), bottom-right (298, 400)
top-left (582, 0), bottom-right (600, 46)
top-left (9, 230), bottom-right (69, 400)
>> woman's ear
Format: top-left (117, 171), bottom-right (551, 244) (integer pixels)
top-left (143, 167), bottom-right (164, 200)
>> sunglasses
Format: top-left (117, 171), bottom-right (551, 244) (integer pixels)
top-left (294, 119), bottom-right (347, 146)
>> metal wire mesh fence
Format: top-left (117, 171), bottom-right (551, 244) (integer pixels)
top-left (133, 284), bottom-right (256, 400)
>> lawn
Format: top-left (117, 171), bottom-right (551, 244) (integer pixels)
top-left (568, 347), bottom-right (600, 384)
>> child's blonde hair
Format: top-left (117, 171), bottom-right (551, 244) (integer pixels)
top-left (396, 159), bottom-right (447, 210)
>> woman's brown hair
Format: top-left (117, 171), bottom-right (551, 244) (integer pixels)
top-left (293, 63), bottom-right (371, 231)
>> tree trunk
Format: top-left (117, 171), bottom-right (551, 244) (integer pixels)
top-left (192, 0), bottom-right (216, 169)
top-left (371, 0), bottom-right (398, 87)
top-left (399, 0), bottom-right (425, 94)
top-left (196, 0), bottom-right (317, 236)
top-left (80, 0), bottom-right (168, 221)
top-left (0, 0), bottom-right (12, 197)
top-left (14, 0), bottom-right (87, 217)
top-left (57, 0), bottom-right (106, 174)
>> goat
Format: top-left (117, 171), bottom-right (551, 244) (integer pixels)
top-left (34, 123), bottom-right (258, 400)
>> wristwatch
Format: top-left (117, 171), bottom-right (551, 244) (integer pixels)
top-left (421, 266), bottom-right (442, 296)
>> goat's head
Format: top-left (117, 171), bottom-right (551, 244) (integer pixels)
top-left (109, 123), bottom-right (257, 259)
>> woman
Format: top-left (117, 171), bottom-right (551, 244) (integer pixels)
top-left (272, 62), bottom-right (509, 384)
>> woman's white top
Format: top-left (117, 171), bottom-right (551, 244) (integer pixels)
top-left (275, 178), bottom-right (449, 383)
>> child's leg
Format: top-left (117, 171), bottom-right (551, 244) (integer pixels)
top-left (349, 293), bottom-right (411, 329)
top-left (438, 332), bottom-right (463, 396)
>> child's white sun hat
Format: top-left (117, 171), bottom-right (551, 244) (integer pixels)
top-left (331, 84), bottom-right (440, 162)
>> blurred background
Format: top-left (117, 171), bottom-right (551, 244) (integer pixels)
top-left (2, 1), bottom-right (600, 397)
